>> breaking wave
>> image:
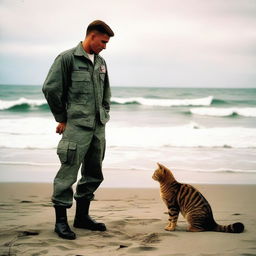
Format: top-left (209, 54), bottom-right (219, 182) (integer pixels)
top-left (0, 98), bottom-right (48, 111)
top-left (111, 96), bottom-right (213, 106)
top-left (0, 96), bottom-right (214, 111)
top-left (190, 107), bottom-right (256, 117)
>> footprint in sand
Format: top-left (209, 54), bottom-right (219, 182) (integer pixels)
top-left (141, 232), bottom-right (160, 244)
top-left (18, 231), bottom-right (39, 237)
top-left (128, 246), bottom-right (158, 253)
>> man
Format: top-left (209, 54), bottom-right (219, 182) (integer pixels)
top-left (43, 20), bottom-right (114, 240)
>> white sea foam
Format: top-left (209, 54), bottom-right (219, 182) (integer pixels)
top-left (0, 161), bottom-right (58, 166)
top-left (111, 96), bottom-right (213, 107)
top-left (0, 117), bottom-right (59, 149)
top-left (1, 117), bottom-right (255, 149)
top-left (190, 107), bottom-right (256, 117)
top-left (0, 97), bottom-right (46, 110)
top-left (0, 117), bottom-right (55, 135)
top-left (0, 96), bottom-right (214, 110)
top-left (106, 124), bottom-right (256, 149)
top-left (175, 167), bottom-right (256, 173)
top-left (0, 160), bottom-right (255, 174)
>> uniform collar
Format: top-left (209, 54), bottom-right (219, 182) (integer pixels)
top-left (74, 42), bottom-right (102, 69)
top-left (74, 42), bottom-right (90, 59)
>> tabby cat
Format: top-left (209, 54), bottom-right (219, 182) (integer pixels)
top-left (152, 163), bottom-right (244, 233)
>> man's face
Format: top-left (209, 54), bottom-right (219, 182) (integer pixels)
top-left (90, 33), bottom-right (110, 54)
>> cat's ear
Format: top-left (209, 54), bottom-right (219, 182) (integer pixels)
top-left (157, 163), bottom-right (167, 173)
top-left (158, 162), bottom-right (167, 169)
top-left (157, 162), bottom-right (163, 169)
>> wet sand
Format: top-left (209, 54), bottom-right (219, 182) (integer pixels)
top-left (0, 183), bottom-right (255, 256)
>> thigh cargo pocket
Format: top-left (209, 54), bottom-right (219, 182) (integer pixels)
top-left (57, 140), bottom-right (77, 165)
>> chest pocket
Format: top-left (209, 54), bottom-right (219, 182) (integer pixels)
top-left (71, 71), bottom-right (91, 93)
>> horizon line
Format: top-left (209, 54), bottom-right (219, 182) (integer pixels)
top-left (0, 84), bottom-right (256, 89)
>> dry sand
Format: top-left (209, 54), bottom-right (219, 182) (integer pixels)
top-left (0, 183), bottom-right (255, 256)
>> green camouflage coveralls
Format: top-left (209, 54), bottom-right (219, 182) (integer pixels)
top-left (43, 42), bottom-right (111, 208)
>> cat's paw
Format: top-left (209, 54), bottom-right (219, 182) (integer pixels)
top-left (187, 226), bottom-right (204, 232)
top-left (165, 225), bottom-right (176, 231)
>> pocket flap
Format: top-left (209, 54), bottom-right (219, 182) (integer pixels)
top-left (72, 71), bottom-right (90, 81)
top-left (68, 141), bottom-right (77, 150)
top-left (57, 140), bottom-right (69, 151)
top-left (57, 140), bottom-right (69, 164)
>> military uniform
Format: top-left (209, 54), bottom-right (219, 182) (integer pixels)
top-left (43, 42), bottom-right (111, 208)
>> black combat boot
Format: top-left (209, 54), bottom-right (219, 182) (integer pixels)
top-left (54, 206), bottom-right (76, 240)
top-left (73, 198), bottom-right (106, 231)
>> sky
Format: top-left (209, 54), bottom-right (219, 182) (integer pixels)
top-left (0, 0), bottom-right (255, 88)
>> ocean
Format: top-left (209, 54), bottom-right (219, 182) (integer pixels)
top-left (0, 84), bottom-right (256, 186)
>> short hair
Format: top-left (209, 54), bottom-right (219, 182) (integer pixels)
top-left (86, 20), bottom-right (114, 37)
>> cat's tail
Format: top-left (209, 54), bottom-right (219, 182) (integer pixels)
top-left (213, 222), bottom-right (244, 233)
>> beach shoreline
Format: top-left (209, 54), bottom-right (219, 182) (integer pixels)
top-left (0, 183), bottom-right (255, 256)
top-left (1, 147), bottom-right (256, 186)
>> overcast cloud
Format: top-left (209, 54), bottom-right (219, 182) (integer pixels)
top-left (0, 0), bottom-right (255, 87)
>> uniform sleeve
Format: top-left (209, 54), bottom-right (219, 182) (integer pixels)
top-left (42, 55), bottom-right (69, 123)
top-left (102, 63), bottom-right (111, 112)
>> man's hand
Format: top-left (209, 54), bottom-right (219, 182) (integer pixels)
top-left (56, 122), bottom-right (66, 135)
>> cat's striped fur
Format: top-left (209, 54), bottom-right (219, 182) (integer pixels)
top-left (152, 163), bottom-right (244, 233)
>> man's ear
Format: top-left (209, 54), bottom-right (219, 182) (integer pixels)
top-left (90, 31), bottom-right (97, 40)
top-left (91, 33), bottom-right (95, 40)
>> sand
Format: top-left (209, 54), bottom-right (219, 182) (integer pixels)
top-left (0, 183), bottom-right (255, 256)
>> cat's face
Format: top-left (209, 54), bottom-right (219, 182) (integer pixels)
top-left (152, 163), bottom-right (171, 182)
